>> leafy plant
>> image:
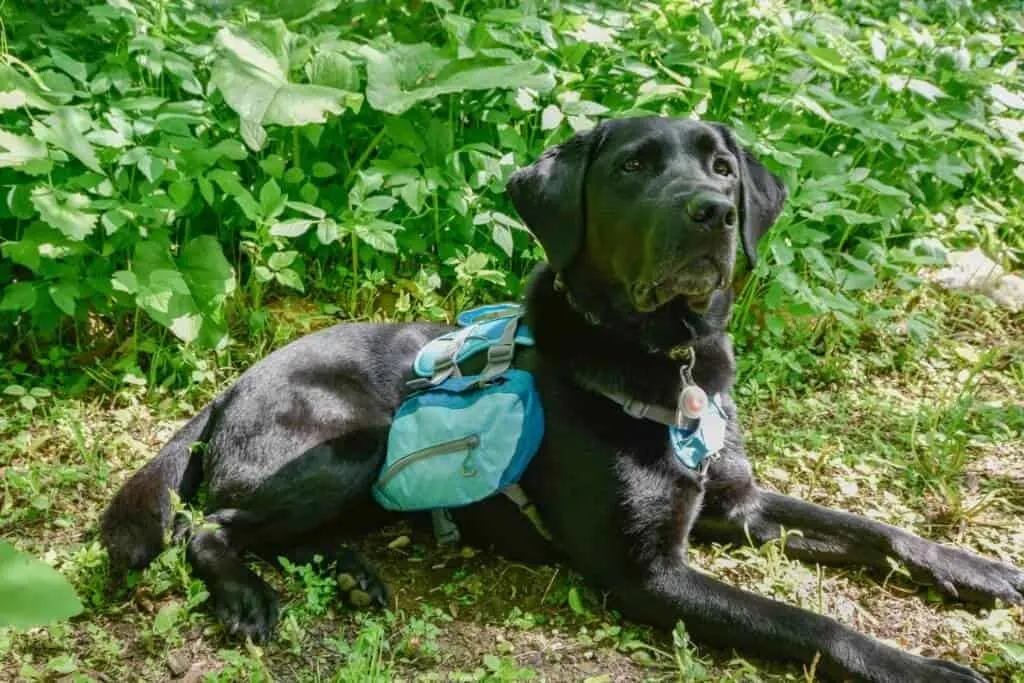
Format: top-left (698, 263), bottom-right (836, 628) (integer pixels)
top-left (2, 0), bottom-right (1022, 391)
top-left (0, 542), bottom-right (83, 629)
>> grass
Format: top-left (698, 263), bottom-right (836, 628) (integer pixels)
top-left (1, 284), bottom-right (1021, 682)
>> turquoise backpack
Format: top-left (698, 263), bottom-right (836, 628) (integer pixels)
top-left (372, 302), bottom-right (731, 544)
top-left (373, 304), bottom-right (547, 541)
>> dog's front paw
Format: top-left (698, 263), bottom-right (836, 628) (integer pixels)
top-left (910, 657), bottom-right (989, 682)
top-left (895, 538), bottom-right (1024, 605)
top-left (209, 567), bottom-right (280, 643)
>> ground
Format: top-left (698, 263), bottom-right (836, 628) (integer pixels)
top-left (1, 286), bottom-right (1022, 682)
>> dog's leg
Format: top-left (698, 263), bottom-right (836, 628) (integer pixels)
top-left (186, 524), bottom-right (279, 642)
top-left (611, 557), bottom-right (986, 682)
top-left (183, 435), bottom-right (391, 641)
top-left (696, 486), bottom-right (1024, 606)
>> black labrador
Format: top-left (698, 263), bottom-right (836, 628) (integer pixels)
top-left (102, 117), bottom-right (1022, 681)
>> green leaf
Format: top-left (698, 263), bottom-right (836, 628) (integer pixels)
top-left (887, 76), bottom-right (946, 101)
top-left (362, 195), bottom-right (397, 214)
top-left (169, 180), bottom-right (194, 210)
top-left (153, 604), bottom-right (180, 636)
top-left (312, 161), bottom-right (337, 178)
top-left (355, 220), bottom-right (399, 253)
top-left (307, 50), bottom-right (360, 91)
top-left (0, 131), bottom-right (47, 168)
top-left (198, 177), bottom-right (215, 205)
top-left (361, 44), bottom-right (555, 115)
top-left (49, 48), bottom-right (88, 84)
top-left (805, 46), bottom-right (848, 76)
top-left (492, 222), bottom-right (513, 257)
top-left (541, 104), bottom-right (563, 131)
top-left (275, 268), bottom-right (305, 292)
top-left (989, 84), bottom-right (1024, 110)
top-left (286, 201), bottom-right (325, 219)
top-left (0, 63), bottom-right (59, 111)
top-left (268, 250), bottom-right (298, 270)
top-left (567, 586), bottom-right (586, 615)
top-left (30, 187), bottom-right (97, 240)
top-left (316, 218), bottom-right (339, 244)
top-left (211, 26), bottom-right (355, 151)
top-left (0, 282), bottom-right (37, 312)
top-left (178, 236), bottom-right (236, 313)
top-left (48, 281), bottom-right (79, 316)
top-left (0, 542), bottom-right (83, 629)
top-left (259, 179), bottom-right (283, 215)
top-left (111, 271), bottom-right (139, 294)
top-left (260, 155), bottom-right (286, 178)
top-left (31, 108), bottom-right (103, 173)
top-left (271, 219), bottom-right (315, 237)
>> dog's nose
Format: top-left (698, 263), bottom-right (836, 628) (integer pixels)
top-left (687, 193), bottom-right (737, 230)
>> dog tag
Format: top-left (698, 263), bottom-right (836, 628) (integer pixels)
top-left (678, 384), bottom-right (708, 420)
top-left (675, 360), bottom-right (708, 425)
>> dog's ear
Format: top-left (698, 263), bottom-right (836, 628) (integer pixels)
top-left (506, 127), bottom-right (602, 272)
top-left (714, 125), bottom-right (787, 266)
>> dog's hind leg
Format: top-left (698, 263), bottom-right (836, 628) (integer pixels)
top-left (184, 433), bottom-right (392, 641)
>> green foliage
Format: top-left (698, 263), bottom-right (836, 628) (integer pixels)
top-left (0, 542), bottom-right (83, 629)
top-left (1, 0), bottom-right (1023, 387)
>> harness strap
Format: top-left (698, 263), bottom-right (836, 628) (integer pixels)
top-left (502, 484), bottom-right (553, 541)
top-left (430, 486), bottom-right (553, 546)
top-left (430, 509), bottom-right (460, 545)
top-left (599, 391), bottom-right (699, 431)
top-left (478, 315), bottom-right (519, 383)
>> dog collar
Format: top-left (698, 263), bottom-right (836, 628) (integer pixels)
top-left (597, 348), bottom-right (726, 470)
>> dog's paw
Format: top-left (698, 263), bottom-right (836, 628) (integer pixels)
top-left (336, 549), bottom-right (390, 610)
top-left (912, 657), bottom-right (989, 682)
top-left (897, 538), bottom-right (1024, 606)
top-left (208, 567), bottom-right (279, 643)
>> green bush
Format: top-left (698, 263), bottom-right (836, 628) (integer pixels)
top-left (1, 0), bottom-right (1022, 381)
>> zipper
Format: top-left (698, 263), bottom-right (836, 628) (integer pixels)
top-left (379, 434), bottom-right (481, 488)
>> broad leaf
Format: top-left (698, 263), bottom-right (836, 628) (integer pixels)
top-left (211, 26), bottom-right (357, 151)
top-left (0, 63), bottom-right (58, 111)
top-left (31, 108), bottom-right (103, 173)
top-left (0, 131), bottom-right (47, 168)
top-left (361, 44), bottom-right (555, 115)
top-left (30, 187), bottom-right (98, 240)
top-left (0, 542), bottom-right (83, 629)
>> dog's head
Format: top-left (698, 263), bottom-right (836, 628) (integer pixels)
top-left (507, 117), bottom-right (786, 318)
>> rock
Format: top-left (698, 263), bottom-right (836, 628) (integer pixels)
top-left (337, 573), bottom-right (357, 591)
top-left (167, 651), bottom-right (190, 678)
top-left (925, 248), bottom-right (1024, 312)
top-left (387, 535), bottom-right (411, 550)
top-left (349, 588), bottom-right (373, 608)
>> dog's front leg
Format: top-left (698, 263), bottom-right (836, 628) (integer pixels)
top-left (601, 458), bottom-right (986, 682)
top-left (697, 486), bottom-right (1024, 606)
top-left (610, 558), bottom-right (985, 682)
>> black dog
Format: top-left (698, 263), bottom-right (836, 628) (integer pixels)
top-left (102, 117), bottom-right (1022, 681)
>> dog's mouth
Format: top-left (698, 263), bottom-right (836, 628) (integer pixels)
top-left (632, 258), bottom-right (725, 313)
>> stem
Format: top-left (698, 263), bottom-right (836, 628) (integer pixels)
top-left (350, 233), bottom-right (359, 313)
top-left (345, 128), bottom-right (385, 187)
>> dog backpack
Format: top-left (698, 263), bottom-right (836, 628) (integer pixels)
top-left (373, 304), bottom-right (546, 540)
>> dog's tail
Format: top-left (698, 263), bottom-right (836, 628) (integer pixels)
top-left (101, 401), bottom-right (216, 573)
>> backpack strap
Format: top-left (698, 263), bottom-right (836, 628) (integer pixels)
top-left (502, 484), bottom-right (553, 541)
top-left (431, 509), bottom-right (461, 545)
top-left (477, 315), bottom-right (520, 384)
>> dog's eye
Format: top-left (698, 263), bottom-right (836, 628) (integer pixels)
top-left (712, 158), bottom-right (734, 177)
top-left (621, 158), bottom-right (643, 173)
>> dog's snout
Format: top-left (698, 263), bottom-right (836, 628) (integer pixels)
top-left (687, 193), bottom-right (737, 230)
